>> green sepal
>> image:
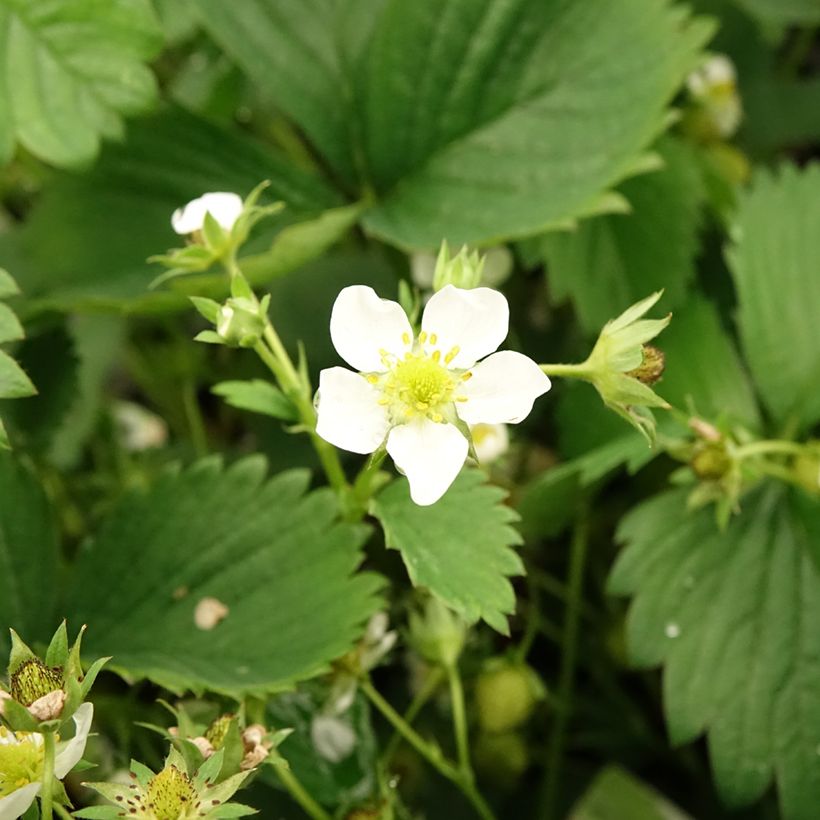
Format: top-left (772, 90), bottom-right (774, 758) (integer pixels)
top-left (45, 622), bottom-right (69, 668)
top-left (220, 718), bottom-right (245, 781)
top-left (229, 274), bottom-right (254, 300)
top-left (131, 758), bottom-right (156, 787)
top-left (65, 624), bottom-right (87, 679)
top-left (202, 210), bottom-right (229, 253)
top-left (194, 330), bottom-right (225, 345)
top-left (0, 303), bottom-right (24, 344)
top-left (1, 695), bottom-right (41, 731)
top-left (73, 807), bottom-right (124, 819)
top-left (8, 629), bottom-right (37, 677)
top-left (190, 296), bottom-right (221, 323)
top-left (210, 804), bottom-right (258, 818)
top-left (80, 656), bottom-right (110, 700)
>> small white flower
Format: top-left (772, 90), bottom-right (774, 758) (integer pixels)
top-left (686, 54), bottom-right (742, 139)
top-left (171, 192), bottom-right (243, 235)
top-left (471, 423), bottom-right (509, 464)
top-left (0, 703), bottom-right (93, 818)
top-left (310, 714), bottom-right (357, 763)
top-left (316, 285), bottom-right (550, 505)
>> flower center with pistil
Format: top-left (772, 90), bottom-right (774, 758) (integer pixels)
top-left (371, 332), bottom-right (471, 423)
top-left (0, 727), bottom-right (44, 796)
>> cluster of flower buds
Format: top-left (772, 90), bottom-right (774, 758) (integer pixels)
top-left (0, 623), bottom-right (104, 817)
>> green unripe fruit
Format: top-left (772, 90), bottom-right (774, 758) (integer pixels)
top-left (474, 662), bottom-right (543, 733)
top-left (474, 731), bottom-right (530, 787)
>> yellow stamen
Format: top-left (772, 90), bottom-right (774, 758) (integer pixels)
top-left (419, 331), bottom-right (428, 343)
top-left (430, 333), bottom-right (438, 345)
top-left (462, 371), bottom-right (472, 381)
top-left (401, 332), bottom-right (410, 345)
top-left (432, 350), bottom-right (441, 362)
top-left (444, 345), bottom-right (460, 364)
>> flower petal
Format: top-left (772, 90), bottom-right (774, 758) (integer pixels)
top-left (54, 702), bottom-right (93, 779)
top-left (330, 286), bottom-right (413, 372)
top-left (171, 192), bottom-right (243, 234)
top-left (316, 367), bottom-right (390, 455)
top-left (386, 419), bottom-right (468, 506)
top-left (0, 781), bottom-right (41, 818)
top-left (457, 351), bottom-right (551, 425)
top-left (421, 285), bottom-right (509, 369)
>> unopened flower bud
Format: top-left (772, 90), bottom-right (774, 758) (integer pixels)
top-left (684, 54), bottom-right (742, 141)
top-left (691, 441), bottom-right (732, 480)
top-left (474, 661), bottom-right (544, 733)
top-left (216, 298), bottom-right (265, 348)
top-left (626, 345), bottom-right (665, 385)
top-left (408, 596), bottom-right (467, 668)
top-left (432, 241), bottom-right (484, 291)
top-left (10, 658), bottom-right (62, 707)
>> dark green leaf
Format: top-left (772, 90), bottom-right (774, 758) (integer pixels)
top-left (371, 469), bottom-right (523, 633)
top-left (65, 457), bottom-right (384, 696)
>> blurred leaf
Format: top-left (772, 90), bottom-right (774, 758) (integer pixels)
top-left (542, 138), bottom-right (705, 334)
top-left (0, 0), bottom-right (162, 168)
top-left (656, 295), bottom-right (761, 430)
top-left (0, 303), bottom-right (23, 343)
top-left (517, 435), bottom-right (652, 539)
top-left (733, 0), bottom-right (820, 26)
top-left (570, 765), bottom-right (692, 820)
top-left (726, 164), bottom-right (820, 432)
top-left (12, 108), bottom-right (343, 312)
top-left (195, 0), bottom-right (383, 187)
top-left (65, 457), bottom-right (384, 696)
top-left (361, 0), bottom-right (712, 247)
top-left (371, 470), bottom-right (523, 633)
top-left (608, 485), bottom-right (820, 819)
top-left (0, 452), bottom-right (59, 657)
top-left (265, 689), bottom-right (377, 809)
top-left (211, 380), bottom-right (297, 422)
top-left (0, 348), bottom-right (35, 399)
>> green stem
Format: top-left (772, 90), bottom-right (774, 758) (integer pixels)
top-left (734, 440), bottom-right (805, 460)
top-left (54, 806), bottom-right (73, 820)
top-left (40, 731), bottom-right (56, 820)
top-left (182, 379), bottom-right (208, 457)
top-left (539, 362), bottom-right (590, 380)
top-left (447, 663), bottom-right (472, 779)
top-left (540, 510), bottom-right (590, 820)
top-left (382, 666), bottom-right (444, 766)
top-left (274, 758), bottom-right (331, 820)
top-left (361, 678), bottom-right (496, 820)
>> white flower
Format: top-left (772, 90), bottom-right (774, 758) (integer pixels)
top-left (471, 423), bottom-right (509, 464)
top-left (171, 192), bottom-right (243, 235)
top-left (0, 702), bottom-right (93, 819)
top-left (316, 285), bottom-right (550, 505)
top-left (686, 54), bottom-right (742, 139)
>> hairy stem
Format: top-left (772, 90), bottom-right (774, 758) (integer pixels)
top-left (274, 757), bottom-right (332, 820)
top-left (448, 663), bottom-right (473, 779)
top-left (40, 731), bottom-right (56, 820)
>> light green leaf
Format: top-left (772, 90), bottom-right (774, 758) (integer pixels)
top-left (65, 457), bottom-right (384, 696)
top-left (371, 470), bottom-right (523, 633)
top-left (194, 0), bottom-right (382, 186)
top-left (0, 0), bottom-right (162, 168)
top-left (0, 302), bottom-right (23, 343)
top-left (361, 0), bottom-right (712, 247)
top-left (0, 348), bottom-right (35, 398)
top-left (726, 164), bottom-right (820, 432)
top-left (13, 108), bottom-right (343, 313)
top-left (656, 295), bottom-right (761, 430)
top-left (542, 138), bottom-right (705, 334)
top-left (608, 485), bottom-right (820, 819)
top-left (0, 268), bottom-right (19, 298)
top-left (211, 380), bottom-right (297, 422)
top-left (570, 766), bottom-right (692, 820)
top-left (0, 452), bottom-right (59, 657)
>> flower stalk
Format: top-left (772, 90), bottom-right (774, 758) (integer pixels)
top-left (40, 730), bottom-right (55, 820)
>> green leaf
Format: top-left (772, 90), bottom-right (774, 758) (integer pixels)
top-left (542, 138), bottom-right (705, 334)
top-left (0, 302), bottom-right (23, 343)
top-left (371, 469), bottom-right (523, 633)
top-left (0, 0), bottom-right (163, 168)
top-left (13, 108), bottom-right (343, 312)
top-left (0, 452), bottom-right (59, 658)
top-left (194, 0), bottom-right (382, 186)
top-left (0, 268), bottom-right (20, 298)
top-left (734, 0), bottom-right (820, 26)
top-left (211, 380), bottom-right (298, 422)
top-left (265, 689), bottom-right (377, 809)
top-left (361, 0), bottom-right (712, 247)
top-left (608, 485), bottom-right (820, 819)
top-left (655, 295), bottom-right (761, 430)
top-left (64, 457), bottom-right (384, 696)
top-left (726, 164), bottom-right (820, 432)
top-left (0, 348), bottom-right (36, 398)
top-left (569, 765), bottom-right (692, 820)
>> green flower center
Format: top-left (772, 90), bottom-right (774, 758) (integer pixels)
top-left (10, 659), bottom-right (63, 707)
top-left (146, 765), bottom-right (197, 820)
top-left (0, 728), bottom-right (44, 797)
top-left (373, 335), bottom-right (471, 424)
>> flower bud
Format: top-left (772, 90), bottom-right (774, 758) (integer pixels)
top-left (432, 241), bottom-right (484, 291)
top-left (474, 661), bottom-right (544, 733)
top-left (684, 54), bottom-right (742, 142)
top-left (690, 441), bottom-right (732, 480)
top-left (216, 297), bottom-right (265, 348)
top-left (408, 595), bottom-right (467, 669)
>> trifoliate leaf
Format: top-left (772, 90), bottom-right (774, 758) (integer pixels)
top-left (211, 380), bottom-right (297, 422)
top-left (0, 0), bottom-right (163, 168)
top-left (0, 452), bottom-right (59, 657)
top-left (371, 470), bottom-right (523, 633)
top-left (726, 164), bottom-right (820, 432)
top-left (361, 0), bottom-right (712, 247)
top-left (65, 457), bottom-right (384, 696)
top-left (608, 485), bottom-right (820, 819)
top-left (542, 138), bottom-right (705, 334)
